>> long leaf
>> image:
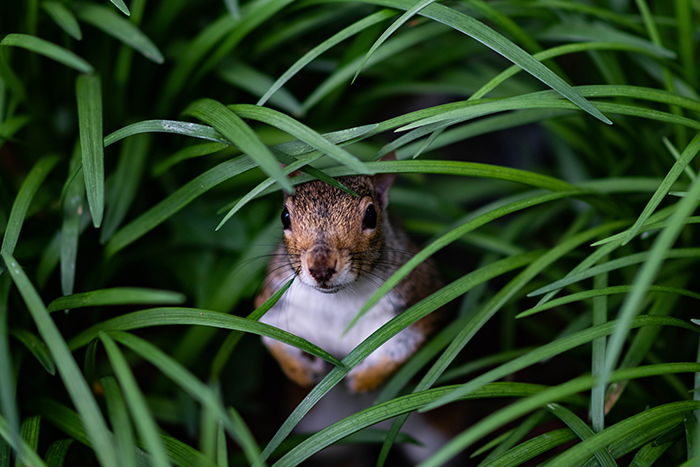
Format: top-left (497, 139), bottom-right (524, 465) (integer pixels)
top-left (183, 98), bottom-right (292, 192)
top-left (76, 74), bottom-right (105, 228)
top-left (1, 254), bottom-right (118, 467)
top-left (48, 287), bottom-right (185, 312)
top-left (0, 34), bottom-right (92, 73)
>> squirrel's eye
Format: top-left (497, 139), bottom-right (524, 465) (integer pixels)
top-left (362, 204), bottom-right (377, 230)
top-left (281, 207), bottom-right (291, 230)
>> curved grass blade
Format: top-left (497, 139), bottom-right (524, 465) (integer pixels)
top-left (218, 61), bottom-right (301, 116)
top-left (183, 98), bottom-right (292, 192)
top-left (598, 162), bottom-right (700, 396)
top-left (0, 278), bottom-right (18, 463)
top-left (210, 278), bottom-right (294, 380)
top-left (100, 134), bottom-right (150, 243)
top-left (19, 416), bottom-right (42, 462)
top-left (258, 9), bottom-right (396, 107)
top-left (74, 3), bottom-right (162, 63)
top-left (353, 1), bottom-right (437, 83)
top-left (1, 254), bottom-right (118, 467)
top-left (99, 333), bottom-right (170, 467)
top-left (60, 148), bottom-right (84, 296)
top-left (101, 377), bottom-right (137, 467)
top-left (48, 287), bottom-right (186, 312)
top-left (104, 120), bottom-right (228, 147)
top-left (108, 331), bottom-right (265, 467)
top-left (76, 74), bottom-right (105, 228)
top-left (42, 2), bottom-right (82, 40)
top-left (68, 307), bottom-right (342, 367)
top-left (273, 382), bottom-right (543, 466)
top-left (11, 329), bottom-right (56, 374)
top-left (229, 104), bottom-right (371, 174)
top-left (518, 285), bottom-right (700, 318)
top-left (355, 0), bottom-right (611, 124)
top-left (0, 34), bottom-right (92, 73)
top-left (421, 365), bottom-right (700, 467)
top-left (110, 0), bottom-right (130, 16)
top-left (621, 132), bottom-right (700, 244)
top-left (152, 142), bottom-right (228, 176)
top-left (528, 248), bottom-right (700, 297)
top-left (545, 401), bottom-right (699, 465)
top-left (350, 190), bottom-right (584, 328)
top-left (0, 415), bottom-right (46, 467)
top-left (0, 155), bottom-right (59, 267)
top-left (262, 251), bottom-right (541, 459)
top-left (480, 428), bottom-right (576, 467)
top-left (545, 403), bottom-right (617, 466)
top-left (105, 155), bottom-right (257, 256)
top-left (44, 439), bottom-right (73, 467)
top-left (37, 399), bottom-right (215, 467)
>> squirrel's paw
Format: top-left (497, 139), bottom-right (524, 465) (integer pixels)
top-left (268, 341), bottom-right (328, 387)
top-left (346, 357), bottom-right (401, 393)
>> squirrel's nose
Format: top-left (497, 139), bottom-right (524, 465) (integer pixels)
top-left (309, 265), bottom-right (336, 283)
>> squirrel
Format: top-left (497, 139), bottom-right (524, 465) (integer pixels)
top-left (255, 154), bottom-right (443, 393)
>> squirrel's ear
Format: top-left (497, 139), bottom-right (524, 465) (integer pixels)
top-left (372, 152), bottom-right (397, 208)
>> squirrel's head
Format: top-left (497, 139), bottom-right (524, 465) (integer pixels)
top-left (280, 170), bottom-right (396, 293)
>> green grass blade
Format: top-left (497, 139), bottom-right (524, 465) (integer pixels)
top-left (183, 98), bottom-right (292, 192)
top-left (352, 1), bottom-right (437, 83)
top-left (105, 155), bottom-right (256, 255)
top-left (37, 399), bottom-right (215, 467)
top-left (44, 439), bottom-right (73, 467)
top-left (480, 429), bottom-right (576, 467)
top-left (273, 382), bottom-right (543, 466)
top-left (528, 248), bottom-right (700, 297)
top-left (257, 10), bottom-right (396, 107)
top-left (262, 251), bottom-right (540, 459)
top-left (152, 142), bottom-right (228, 176)
top-left (622, 133), bottom-right (700, 244)
top-left (68, 307), bottom-right (342, 367)
top-left (110, 0), bottom-right (131, 16)
top-left (18, 415), bottom-right (42, 467)
top-left (48, 287), bottom-right (186, 312)
top-left (518, 285), bottom-right (700, 318)
top-left (99, 333), bottom-right (170, 467)
top-left (210, 278), bottom-right (294, 380)
top-left (421, 365), bottom-right (700, 467)
top-left (545, 401), bottom-right (699, 465)
top-left (11, 329), bottom-right (56, 375)
top-left (350, 190), bottom-right (583, 328)
top-left (218, 61), bottom-right (301, 116)
top-left (100, 134), bottom-right (150, 243)
top-left (0, 33), bottom-right (93, 73)
top-left (600, 170), bottom-right (700, 396)
top-left (215, 153), bottom-right (320, 230)
top-left (1, 155), bottom-right (59, 268)
top-left (0, 278), bottom-right (18, 464)
top-left (101, 377), bottom-right (137, 467)
top-left (76, 74), bottom-right (105, 228)
top-left (356, 0), bottom-right (611, 124)
top-left (229, 104), bottom-right (372, 174)
top-left (1, 253), bottom-right (118, 467)
top-left (104, 120), bottom-right (228, 147)
top-left (60, 149), bottom-right (84, 296)
top-left (74, 3), bottom-right (162, 63)
top-left (545, 403), bottom-right (617, 466)
top-left (108, 331), bottom-right (265, 466)
top-left (42, 2), bottom-right (82, 40)
top-left (0, 416), bottom-right (46, 467)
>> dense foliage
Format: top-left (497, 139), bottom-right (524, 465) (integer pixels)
top-left (1, 0), bottom-right (699, 465)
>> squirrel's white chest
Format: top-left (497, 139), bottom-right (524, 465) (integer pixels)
top-left (261, 278), bottom-right (400, 358)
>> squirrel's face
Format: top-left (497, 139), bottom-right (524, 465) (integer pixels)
top-left (281, 174), bottom-right (394, 293)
